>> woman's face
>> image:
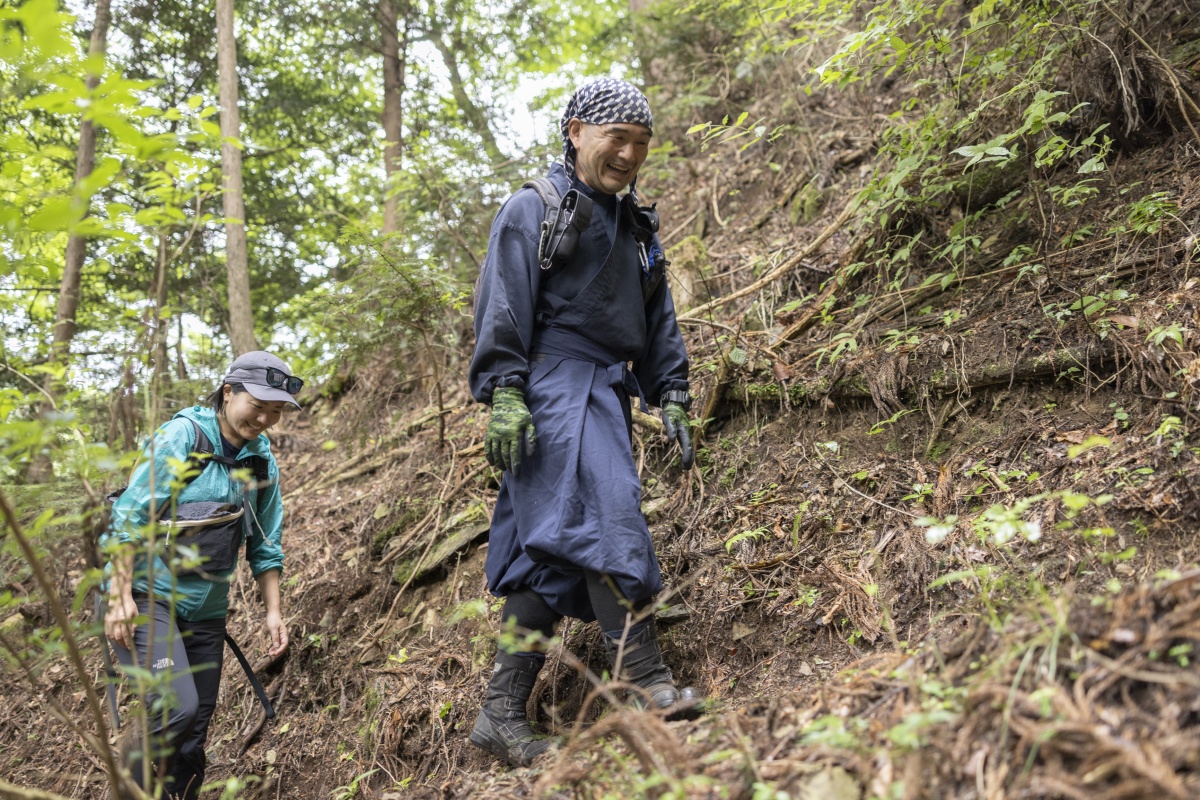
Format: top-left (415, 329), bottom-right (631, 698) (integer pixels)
top-left (220, 386), bottom-right (287, 445)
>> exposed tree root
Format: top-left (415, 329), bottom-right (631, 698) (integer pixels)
top-left (733, 342), bottom-right (1117, 408)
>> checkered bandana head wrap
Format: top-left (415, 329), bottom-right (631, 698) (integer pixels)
top-left (560, 78), bottom-right (654, 183)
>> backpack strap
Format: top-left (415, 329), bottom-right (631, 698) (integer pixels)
top-left (250, 455), bottom-right (270, 486)
top-left (521, 177), bottom-right (596, 278)
top-left (620, 194), bottom-right (668, 305)
top-left (521, 173), bottom-right (661, 301)
top-left (190, 419), bottom-right (272, 519)
top-left (522, 177), bottom-right (559, 209)
top-left (523, 178), bottom-right (563, 276)
top-left (185, 418), bottom-right (215, 487)
top-left (224, 633), bottom-right (276, 718)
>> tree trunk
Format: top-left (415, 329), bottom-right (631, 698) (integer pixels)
top-left (175, 314), bottom-right (189, 380)
top-left (151, 233), bottom-right (170, 392)
top-left (28, 0), bottom-right (111, 483)
top-left (216, 0), bottom-right (257, 356)
top-left (380, 0), bottom-right (409, 237)
top-left (50, 0), bottom-right (110, 362)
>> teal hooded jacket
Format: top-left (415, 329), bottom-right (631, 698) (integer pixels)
top-left (103, 405), bottom-right (285, 622)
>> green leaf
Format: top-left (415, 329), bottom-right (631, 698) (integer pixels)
top-left (929, 566), bottom-right (991, 589)
top-left (27, 197), bottom-right (83, 232)
top-left (76, 156), bottom-right (121, 198)
top-left (724, 527), bottom-right (768, 553)
top-left (1059, 491), bottom-right (1092, 511)
top-left (1067, 435), bottom-right (1110, 459)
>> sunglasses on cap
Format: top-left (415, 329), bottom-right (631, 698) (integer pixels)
top-left (262, 367), bottom-right (304, 395)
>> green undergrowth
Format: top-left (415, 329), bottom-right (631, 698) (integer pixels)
top-left (655, 0), bottom-right (1196, 372)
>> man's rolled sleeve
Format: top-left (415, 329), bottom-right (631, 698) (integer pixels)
top-left (468, 192), bottom-right (545, 405)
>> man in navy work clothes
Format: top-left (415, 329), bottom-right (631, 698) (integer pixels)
top-left (468, 77), bottom-right (699, 767)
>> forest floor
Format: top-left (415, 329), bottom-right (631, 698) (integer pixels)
top-left (7, 29), bottom-right (1200, 800)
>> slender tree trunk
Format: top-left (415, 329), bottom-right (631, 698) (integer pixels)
top-left (51, 0), bottom-right (110, 360)
top-left (216, 0), bottom-right (257, 356)
top-left (175, 314), bottom-right (188, 380)
top-left (29, 0), bottom-right (111, 483)
top-left (380, 0), bottom-right (409, 237)
top-left (151, 233), bottom-right (170, 391)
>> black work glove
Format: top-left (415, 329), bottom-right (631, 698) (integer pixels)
top-left (485, 387), bottom-right (536, 476)
top-left (661, 401), bottom-right (694, 471)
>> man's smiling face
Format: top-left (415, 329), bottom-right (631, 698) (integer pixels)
top-left (568, 119), bottom-right (652, 195)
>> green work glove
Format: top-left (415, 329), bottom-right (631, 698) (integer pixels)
top-left (485, 387), bottom-right (536, 476)
top-left (662, 402), bottom-right (694, 471)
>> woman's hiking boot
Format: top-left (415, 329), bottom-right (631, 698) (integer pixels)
top-left (604, 620), bottom-right (703, 720)
top-left (469, 651), bottom-right (554, 767)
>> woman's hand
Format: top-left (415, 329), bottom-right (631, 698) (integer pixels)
top-left (265, 610), bottom-right (289, 658)
top-left (256, 569), bottom-right (288, 657)
top-left (105, 593), bottom-right (140, 651)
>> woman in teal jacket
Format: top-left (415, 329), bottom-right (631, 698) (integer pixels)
top-left (103, 351), bottom-right (300, 799)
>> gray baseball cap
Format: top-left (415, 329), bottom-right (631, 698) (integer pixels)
top-left (223, 351), bottom-right (302, 408)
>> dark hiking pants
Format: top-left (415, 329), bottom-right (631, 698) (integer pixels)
top-left (111, 598), bottom-right (226, 800)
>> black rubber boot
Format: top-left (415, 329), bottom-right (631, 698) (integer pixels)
top-left (469, 651), bottom-right (554, 767)
top-left (604, 620), bottom-right (703, 720)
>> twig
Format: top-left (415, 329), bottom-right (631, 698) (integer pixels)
top-left (377, 461), bottom-right (488, 567)
top-left (631, 405), bottom-right (663, 434)
top-left (0, 491), bottom-right (130, 799)
top-left (659, 207), bottom-right (701, 247)
top-left (0, 632), bottom-right (112, 769)
top-left (677, 317), bottom-right (786, 363)
top-left (284, 443), bottom-right (384, 500)
top-left (698, 334), bottom-right (741, 438)
top-left (1098, 1), bottom-right (1200, 143)
top-left (814, 451), bottom-right (919, 519)
top-left (378, 453), bottom-right (487, 626)
top-left (1084, 646), bottom-right (1200, 689)
top-left (0, 362), bottom-right (58, 409)
top-left (710, 169), bottom-right (727, 228)
top-left (767, 261), bottom-right (853, 352)
top-left (237, 673), bottom-right (285, 755)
